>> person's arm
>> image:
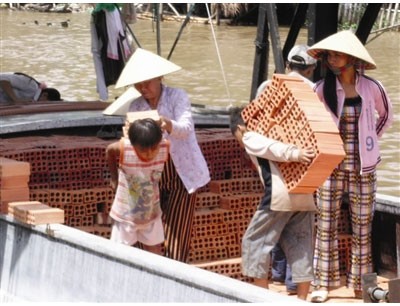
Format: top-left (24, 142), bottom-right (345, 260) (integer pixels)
top-left (0, 80), bottom-right (32, 104)
top-left (106, 141), bottom-right (121, 190)
top-left (161, 88), bottom-right (194, 139)
top-left (0, 79), bottom-right (36, 104)
top-left (243, 131), bottom-right (315, 163)
top-left (374, 80), bottom-right (393, 138)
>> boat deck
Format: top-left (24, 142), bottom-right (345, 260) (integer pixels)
top-left (0, 103), bottom-right (398, 303)
top-left (0, 102), bottom-right (229, 136)
top-left (269, 273), bottom-right (394, 303)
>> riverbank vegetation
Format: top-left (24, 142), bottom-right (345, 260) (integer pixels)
top-left (2, 3), bottom-right (399, 32)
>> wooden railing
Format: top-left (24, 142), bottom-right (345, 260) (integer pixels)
top-left (339, 3), bottom-right (400, 32)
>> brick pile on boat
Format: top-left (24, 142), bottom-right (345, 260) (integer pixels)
top-left (0, 157), bottom-right (31, 213)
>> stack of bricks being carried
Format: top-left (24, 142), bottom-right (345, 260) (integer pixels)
top-left (0, 157), bottom-right (30, 214)
top-left (241, 73), bottom-right (346, 193)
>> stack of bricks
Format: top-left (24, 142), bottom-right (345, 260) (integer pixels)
top-left (241, 73), bottom-right (345, 194)
top-left (0, 135), bottom-right (115, 238)
top-left (0, 157), bottom-right (30, 214)
top-left (8, 200), bottom-right (64, 225)
top-left (188, 129), bottom-right (262, 282)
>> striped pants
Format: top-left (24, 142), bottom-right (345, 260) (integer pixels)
top-left (160, 158), bottom-right (197, 262)
top-left (313, 168), bottom-right (376, 290)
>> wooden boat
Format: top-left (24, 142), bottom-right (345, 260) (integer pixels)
top-left (1, 99), bottom-right (398, 303)
top-left (1, 3), bottom-right (399, 303)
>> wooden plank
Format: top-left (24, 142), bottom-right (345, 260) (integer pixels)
top-left (126, 110), bottom-right (159, 123)
top-left (0, 175), bottom-right (30, 188)
top-left (8, 201), bottom-right (42, 216)
top-left (123, 110), bottom-right (160, 137)
top-left (26, 209), bottom-right (64, 225)
top-left (13, 203), bottom-right (52, 220)
top-left (13, 202), bottom-right (64, 225)
top-left (0, 187), bottom-right (30, 202)
top-left (0, 157), bottom-right (30, 177)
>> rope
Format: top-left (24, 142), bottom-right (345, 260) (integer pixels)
top-left (205, 4), bottom-right (232, 108)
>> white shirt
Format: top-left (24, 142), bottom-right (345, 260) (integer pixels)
top-left (128, 84), bottom-right (210, 193)
top-left (243, 131), bottom-right (315, 211)
top-left (0, 73), bottom-right (41, 103)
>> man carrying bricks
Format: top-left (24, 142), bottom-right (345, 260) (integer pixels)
top-left (229, 106), bottom-right (316, 301)
top-left (254, 44), bottom-right (317, 296)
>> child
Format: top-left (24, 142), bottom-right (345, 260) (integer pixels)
top-left (229, 107), bottom-right (316, 301)
top-left (106, 118), bottom-right (169, 255)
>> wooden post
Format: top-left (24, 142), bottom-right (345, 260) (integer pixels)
top-left (307, 3), bottom-right (339, 82)
top-left (397, 221), bottom-right (400, 278)
top-left (156, 3), bottom-right (161, 55)
top-left (168, 4), bottom-right (196, 60)
top-left (265, 3), bottom-right (285, 74)
top-left (356, 3), bottom-right (382, 44)
top-left (215, 4), bottom-right (221, 26)
top-left (282, 4), bottom-right (309, 64)
top-left (249, 3), bottom-right (269, 101)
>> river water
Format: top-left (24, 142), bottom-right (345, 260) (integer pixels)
top-left (0, 9), bottom-right (399, 197)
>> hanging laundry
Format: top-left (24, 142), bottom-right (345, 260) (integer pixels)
top-left (91, 4), bottom-right (133, 101)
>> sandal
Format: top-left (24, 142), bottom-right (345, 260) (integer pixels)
top-left (354, 289), bottom-right (363, 299)
top-left (310, 290), bottom-right (329, 303)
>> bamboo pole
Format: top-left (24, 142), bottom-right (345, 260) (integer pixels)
top-left (167, 4), bottom-right (195, 60)
top-left (167, 3), bottom-right (180, 17)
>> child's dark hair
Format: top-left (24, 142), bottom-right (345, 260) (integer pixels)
top-left (41, 88), bottom-right (61, 101)
top-left (229, 106), bottom-right (245, 135)
top-left (128, 118), bottom-right (162, 148)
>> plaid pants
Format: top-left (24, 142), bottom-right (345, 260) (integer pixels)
top-left (313, 168), bottom-right (376, 290)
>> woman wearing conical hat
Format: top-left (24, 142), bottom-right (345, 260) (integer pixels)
top-left (307, 30), bottom-right (393, 302)
top-left (115, 48), bottom-right (211, 262)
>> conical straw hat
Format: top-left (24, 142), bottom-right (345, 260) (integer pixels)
top-left (103, 87), bottom-right (141, 116)
top-left (307, 30), bottom-right (376, 69)
top-left (115, 48), bottom-right (182, 88)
